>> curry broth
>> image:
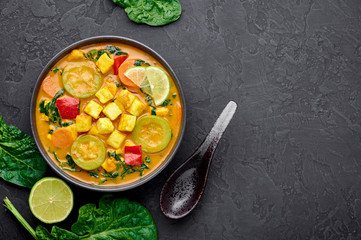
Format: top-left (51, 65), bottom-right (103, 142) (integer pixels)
top-left (35, 42), bottom-right (183, 186)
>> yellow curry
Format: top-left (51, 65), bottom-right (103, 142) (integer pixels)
top-left (35, 43), bottom-right (183, 186)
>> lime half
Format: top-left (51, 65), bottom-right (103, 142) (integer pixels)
top-left (29, 177), bottom-right (73, 224)
top-left (146, 66), bottom-right (170, 106)
top-left (124, 66), bottom-right (147, 86)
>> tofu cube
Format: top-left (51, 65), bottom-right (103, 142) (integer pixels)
top-left (88, 125), bottom-right (99, 136)
top-left (118, 114), bottom-right (136, 132)
top-left (101, 157), bottom-right (117, 172)
top-left (75, 115), bottom-right (92, 132)
top-left (106, 130), bottom-right (126, 149)
top-left (68, 49), bottom-right (85, 61)
top-left (96, 53), bottom-right (114, 74)
top-left (113, 98), bottom-right (125, 112)
top-left (124, 140), bottom-right (136, 147)
top-left (67, 124), bottom-right (78, 140)
top-left (96, 118), bottom-right (114, 134)
top-left (128, 98), bottom-right (146, 116)
top-left (105, 78), bottom-right (118, 96)
top-left (103, 102), bottom-right (122, 121)
top-left (84, 100), bottom-right (103, 119)
top-left (47, 134), bottom-right (52, 140)
top-left (116, 90), bottom-right (136, 109)
top-left (156, 107), bottom-right (169, 116)
top-left (95, 87), bottom-right (114, 104)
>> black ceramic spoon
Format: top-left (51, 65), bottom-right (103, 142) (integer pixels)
top-left (160, 101), bottom-right (237, 219)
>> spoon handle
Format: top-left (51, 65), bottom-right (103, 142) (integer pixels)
top-left (199, 101), bottom-right (237, 152)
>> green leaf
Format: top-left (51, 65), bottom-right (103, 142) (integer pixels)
top-left (71, 195), bottom-right (157, 240)
top-left (36, 226), bottom-right (80, 240)
top-left (0, 117), bottom-right (47, 188)
top-left (113, 0), bottom-right (182, 26)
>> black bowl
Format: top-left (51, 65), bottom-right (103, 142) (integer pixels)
top-left (30, 36), bottom-right (186, 192)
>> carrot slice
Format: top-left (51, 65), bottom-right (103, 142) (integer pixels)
top-left (42, 75), bottom-right (61, 97)
top-left (52, 128), bottom-right (74, 148)
top-left (118, 59), bottom-right (137, 87)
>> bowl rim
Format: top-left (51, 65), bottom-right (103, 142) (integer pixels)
top-left (30, 35), bottom-right (186, 192)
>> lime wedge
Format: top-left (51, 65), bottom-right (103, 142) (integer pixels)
top-left (124, 66), bottom-right (147, 87)
top-left (146, 66), bottom-right (170, 106)
top-left (29, 177), bottom-right (73, 224)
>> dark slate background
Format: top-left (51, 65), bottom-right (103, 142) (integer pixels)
top-left (1, 0), bottom-right (361, 239)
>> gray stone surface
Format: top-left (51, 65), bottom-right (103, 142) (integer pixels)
top-left (1, 0), bottom-right (361, 239)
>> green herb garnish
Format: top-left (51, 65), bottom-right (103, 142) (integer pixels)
top-left (101, 171), bottom-right (119, 178)
top-left (65, 154), bottom-right (76, 169)
top-left (172, 93), bottom-right (176, 98)
top-left (151, 107), bottom-right (156, 115)
top-left (134, 59), bottom-right (150, 66)
top-left (105, 45), bottom-right (128, 56)
top-left (145, 156), bottom-right (151, 163)
top-left (39, 89), bottom-right (66, 127)
top-left (88, 171), bottom-right (99, 178)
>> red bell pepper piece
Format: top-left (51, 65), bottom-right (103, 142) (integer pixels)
top-left (113, 55), bottom-right (128, 75)
top-left (56, 97), bottom-right (79, 119)
top-left (124, 145), bottom-right (142, 165)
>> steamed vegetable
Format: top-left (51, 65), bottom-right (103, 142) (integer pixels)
top-left (0, 117), bottom-right (47, 188)
top-left (4, 195), bottom-right (157, 240)
top-left (112, 0), bottom-right (182, 26)
top-left (71, 135), bottom-right (106, 170)
top-left (55, 97), bottom-right (79, 119)
top-left (113, 55), bottom-right (128, 75)
top-left (124, 145), bottom-right (142, 165)
top-left (62, 62), bottom-right (102, 98)
top-left (132, 116), bottom-right (172, 153)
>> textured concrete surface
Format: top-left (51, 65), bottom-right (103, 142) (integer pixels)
top-left (1, 0), bottom-right (361, 239)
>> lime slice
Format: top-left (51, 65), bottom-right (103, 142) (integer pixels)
top-left (146, 66), bottom-right (170, 106)
top-left (29, 177), bottom-right (73, 224)
top-left (124, 66), bottom-right (147, 86)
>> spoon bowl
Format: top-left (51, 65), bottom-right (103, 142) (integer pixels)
top-left (160, 101), bottom-right (237, 219)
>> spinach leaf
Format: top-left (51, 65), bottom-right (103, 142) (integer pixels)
top-left (105, 45), bottom-right (128, 56)
top-left (112, 0), bottom-right (182, 26)
top-left (134, 59), bottom-right (150, 66)
top-left (39, 89), bottom-right (66, 127)
top-left (65, 154), bottom-right (76, 169)
top-left (37, 226), bottom-right (80, 240)
top-left (88, 171), bottom-right (99, 178)
top-left (0, 117), bottom-right (47, 188)
top-left (35, 195), bottom-right (157, 240)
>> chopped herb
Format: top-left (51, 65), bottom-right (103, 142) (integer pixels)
top-left (161, 99), bottom-right (170, 107)
top-left (96, 49), bottom-right (109, 60)
top-left (116, 82), bottom-right (126, 90)
top-left (90, 50), bottom-right (97, 55)
top-left (39, 89), bottom-right (66, 127)
top-left (145, 94), bottom-right (154, 106)
top-left (116, 162), bottom-right (122, 170)
top-left (172, 93), bottom-right (176, 98)
top-left (151, 107), bottom-right (156, 115)
top-left (61, 121), bottom-right (73, 127)
top-left (78, 101), bottom-right (81, 112)
top-left (145, 156), bottom-right (151, 163)
top-left (99, 179), bottom-right (107, 184)
top-left (62, 168), bottom-right (82, 172)
top-left (101, 172), bottom-right (119, 178)
top-left (105, 45), bottom-right (128, 56)
top-left (48, 129), bottom-right (54, 134)
top-left (88, 171), bottom-right (99, 178)
top-left (52, 152), bottom-right (61, 163)
top-left (171, 132), bottom-right (173, 138)
top-left (134, 59), bottom-right (150, 66)
top-left (168, 114), bottom-right (172, 117)
top-left (52, 68), bottom-right (61, 74)
top-left (65, 154), bottom-right (76, 169)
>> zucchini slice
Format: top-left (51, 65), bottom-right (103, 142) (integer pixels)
top-left (132, 116), bottom-right (171, 153)
top-left (71, 135), bottom-right (106, 170)
top-left (62, 62), bottom-right (102, 98)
